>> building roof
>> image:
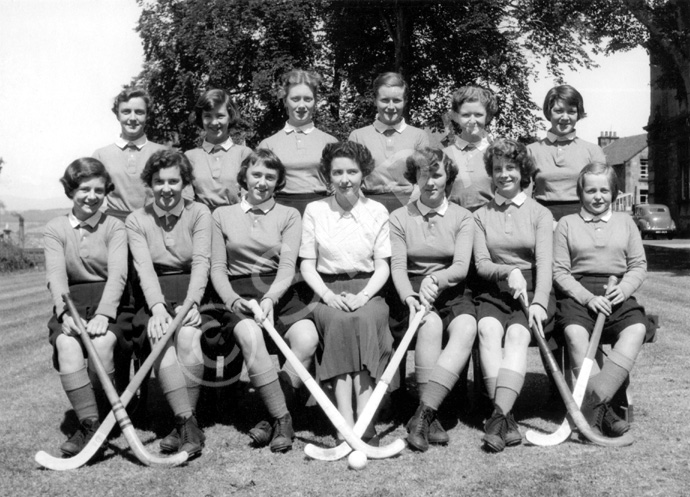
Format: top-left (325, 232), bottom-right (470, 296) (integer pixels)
top-left (603, 133), bottom-right (648, 166)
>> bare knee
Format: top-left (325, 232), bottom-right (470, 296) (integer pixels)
top-left (92, 331), bottom-right (117, 360)
top-left (417, 313), bottom-right (443, 343)
top-left (285, 320), bottom-right (319, 358)
top-left (233, 319), bottom-right (266, 355)
top-left (504, 324), bottom-right (530, 350)
top-left (478, 318), bottom-right (503, 347)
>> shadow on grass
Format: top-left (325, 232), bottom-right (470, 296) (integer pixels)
top-left (645, 245), bottom-right (690, 274)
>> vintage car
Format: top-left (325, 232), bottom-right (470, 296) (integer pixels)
top-left (633, 204), bottom-right (677, 239)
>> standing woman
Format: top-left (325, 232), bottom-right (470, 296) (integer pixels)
top-left (528, 85), bottom-right (606, 222)
top-left (554, 164), bottom-right (647, 436)
top-left (185, 89), bottom-right (252, 210)
top-left (126, 150), bottom-right (211, 457)
top-left (209, 149), bottom-right (318, 452)
top-left (44, 158), bottom-right (127, 456)
top-left (349, 72), bottom-right (430, 213)
top-left (93, 87), bottom-right (168, 222)
top-left (300, 141), bottom-right (393, 442)
top-left (473, 138), bottom-right (554, 453)
top-left (443, 86), bottom-right (500, 212)
top-left (389, 148), bottom-right (477, 452)
top-left (258, 69), bottom-right (338, 216)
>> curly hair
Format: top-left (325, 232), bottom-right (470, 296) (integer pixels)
top-left (542, 85), bottom-right (586, 121)
top-left (449, 86), bottom-right (499, 126)
top-left (576, 163), bottom-right (620, 203)
top-left (191, 89), bottom-right (241, 129)
top-left (141, 150), bottom-right (194, 188)
top-left (483, 138), bottom-right (534, 190)
top-left (320, 141), bottom-right (375, 184)
top-left (60, 157), bottom-right (115, 199)
top-left (403, 147), bottom-right (457, 197)
top-left (237, 149), bottom-right (287, 193)
top-left (111, 86), bottom-right (151, 115)
top-left (277, 69), bottom-right (322, 102)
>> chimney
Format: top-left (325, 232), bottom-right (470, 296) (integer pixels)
top-left (598, 131), bottom-right (620, 148)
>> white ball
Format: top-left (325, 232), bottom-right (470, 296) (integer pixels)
top-left (348, 450), bottom-right (367, 470)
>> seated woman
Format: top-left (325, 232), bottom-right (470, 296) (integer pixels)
top-left (208, 149), bottom-right (318, 453)
top-left (44, 158), bottom-right (127, 458)
top-left (554, 163), bottom-right (647, 437)
top-left (473, 138), bottom-right (554, 453)
top-left (389, 148), bottom-right (477, 452)
top-left (300, 141), bottom-right (393, 443)
top-left (126, 150), bottom-right (211, 458)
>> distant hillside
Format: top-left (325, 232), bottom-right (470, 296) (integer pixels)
top-left (0, 208), bottom-right (71, 225)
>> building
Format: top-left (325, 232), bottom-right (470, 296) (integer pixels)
top-left (599, 132), bottom-right (650, 211)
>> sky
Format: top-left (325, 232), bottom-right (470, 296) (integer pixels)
top-left (0, 0), bottom-right (651, 212)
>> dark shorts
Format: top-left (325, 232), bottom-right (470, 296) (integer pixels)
top-left (132, 273), bottom-right (192, 339)
top-left (474, 269), bottom-right (556, 334)
top-left (556, 274), bottom-right (647, 341)
top-left (47, 281), bottom-right (128, 371)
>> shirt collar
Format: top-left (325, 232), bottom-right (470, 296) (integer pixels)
top-left (116, 136), bottom-right (148, 150)
top-left (373, 118), bottom-right (407, 134)
top-left (284, 122), bottom-right (315, 135)
top-left (546, 131), bottom-right (577, 144)
top-left (202, 137), bottom-right (234, 154)
top-left (416, 198), bottom-right (449, 217)
top-left (153, 200), bottom-right (185, 219)
top-left (494, 191), bottom-right (527, 207)
top-left (580, 207), bottom-right (612, 223)
top-left (240, 195), bottom-right (276, 214)
top-left (331, 193), bottom-right (367, 220)
top-left (68, 210), bottom-right (102, 229)
top-left (454, 135), bottom-right (490, 152)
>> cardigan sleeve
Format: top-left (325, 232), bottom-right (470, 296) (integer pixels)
top-left (210, 210), bottom-right (241, 310)
top-left (473, 209), bottom-right (514, 282)
top-left (264, 208), bottom-right (302, 304)
top-left (44, 219), bottom-right (70, 318)
top-left (95, 218), bottom-right (128, 319)
top-left (389, 209), bottom-right (415, 303)
top-left (185, 204), bottom-right (212, 305)
top-left (552, 218), bottom-right (593, 305)
top-left (618, 215), bottom-right (647, 299)
top-left (126, 212), bottom-right (166, 309)
top-left (532, 206), bottom-right (554, 309)
top-left (433, 209), bottom-right (473, 291)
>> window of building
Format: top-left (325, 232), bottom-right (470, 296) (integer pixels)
top-left (640, 158), bottom-right (648, 180)
top-left (639, 188), bottom-right (648, 204)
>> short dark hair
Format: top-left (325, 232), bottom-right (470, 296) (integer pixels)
top-left (111, 87), bottom-right (151, 115)
top-left (192, 89), bottom-right (241, 129)
top-left (141, 150), bottom-right (194, 188)
top-left (484, 138), bottom-right (534, 190)
top-left (60, 157), bottom-right (115, 199)
top-left (404, 147), bottom-right (457, 197)
top-left (373, 72), bottom-right (408, 101)
top-left (277, 69), bottom-right (322, 102)
top-left (450, 86), bottom-right (499, 125)
top-left (237, 149), bottom-right (287, 193)
top-left (576, 163), bottom-right (620, 203)
top-left (320, 141), bottom-right (375, 184)
top-left (543, 85), bottom-right (586, 121)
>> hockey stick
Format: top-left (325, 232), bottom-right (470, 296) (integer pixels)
top-left (251, 302), bottom-right (405, 459)
top-left (304, 306), bottom-right (426, 460)
top-left (525, 276), bottom-right (617, 446)
top-left (519, 295), bottom-right (633, 447)
top-left (35, 298), bottom-right (193, 470)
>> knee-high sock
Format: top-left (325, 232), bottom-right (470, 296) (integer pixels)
top-left (88, 366), bottom-right (115, 416)
top-left (158, 363), bottom-right (193, 419)
top-left (182, 361), bottom-right (205, 411)
top-left (251, 368), bottom-right (288, 419)
top-left (415, 366), bottom-right (433, 398)
top-left (587, 350), bottom-right (635, 403)
top-left (60, 366), bottom-right (98, 422)
top-left (483, 376), bottom-right (498, 401)
top-left (494, 368), bottom-right (525, 414)
top-left (421, 365), bottom-right (459, 411)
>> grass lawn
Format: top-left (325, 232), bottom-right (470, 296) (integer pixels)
top-left (2, 251), bottom-right (689, 497)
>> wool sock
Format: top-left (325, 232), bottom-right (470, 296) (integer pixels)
top-left (88, 366), bottom-right (115, 416)
top-left (588, 349), bottom-right (635, 403)
top-left (60, 366), bottom-right (98, 422)
top-left (182, 361), bottom-right (205, 411)
top-left (422, 365), bottom-right (459, 411)
top-left (494, 368), bottom-right (525, 414)
top-left (158, 363), bottom-right (193, 419)
top-left (251, 368), bottom-right (288, 419)
top-left (415, 366), bottom-right (433, 398)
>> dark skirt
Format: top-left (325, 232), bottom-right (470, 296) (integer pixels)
top-left (47, 281), bottom-right (128, 370)
top-left (275, 192), bottom-right (328, 217)
top-left (312, 273), bottom-right (393, 382)
top-left (132, 273), bottom-right (192, 335)
top-left (474, 269), bottom-right (556, 333)
top-left (537, 200), bottom-right (580, 222)
top-left (556, 274), bottom-right (647, 341)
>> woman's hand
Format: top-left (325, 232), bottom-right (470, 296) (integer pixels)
top-left (148, 303), bottom-right (172, 341)
top-left (323, 291), bottom-right (350, 311)
top-left (342, 291), bottom-right (369, 312)
top-left (175, 304), bottom-right (201, 328)
top-left (587, 295), bottom-right (612, 316)
top-left (418, 276), bottom-right (439, 307)
top-left (61, 314), bottom-right (85, 337)
top-left (528, 304), bottom-right (547, 338)
top-left (259, 298), bottom-right (274, 327)
top-left (406, 296), bottom-right (424, 326)
top-left (86, 314), bottom-right (110, 337)
top-left (508, 268), bottom-right (528, 302)
top-left (605, 283), bottom-right (625, 306)
top-left (232, 298), bottom-right (260, 317)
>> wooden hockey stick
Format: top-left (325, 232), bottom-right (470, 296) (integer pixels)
top-left (252, 302), bottom-right (405, 459)
top-left (519, 295), bottom-right (633, 447)
top-left (304, 307), bottom-right (426, 460)
top-left (526, 276), bottom-right (617, 446)
top-left (35, 298), bottom-right (193, 470)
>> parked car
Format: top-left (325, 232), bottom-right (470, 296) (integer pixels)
top-left (633, 204), bottom-right (677, 239)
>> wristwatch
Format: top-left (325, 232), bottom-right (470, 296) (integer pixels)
top-left (361, 290), bottom-right (370, 299)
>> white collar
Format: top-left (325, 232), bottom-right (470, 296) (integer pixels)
top-left (153, 200), bottom-right (185, 219)
top-left (284, 122), bottom-right (315, 134)
top-left (373, 118), bottom-right (407, 134)
top-left (454, 135), bottom-right (490, 152)
top-left (546, 131), bottom-right (577, 144)
top-left (580, 207), bottom-right (612, 223)
top-left (68, 210), bottom-right (102, 229)
top-left (331, 193), bottom-right (367, 220)
top-left (240, 195), bottom-right (276, 214)
top-left (494, 191), bottom-right (527, 206)
top-left (202, 137), bottom-right (234, 154)
top-left (116, 136), bottom-right (148, 150)
top-left (417, 198), bottom-right (449, 217)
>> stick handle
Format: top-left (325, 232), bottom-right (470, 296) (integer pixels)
top-left (583, 276), bottom-right (618, 362)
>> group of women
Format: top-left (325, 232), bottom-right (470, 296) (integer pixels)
top-left (44, 69), bottom-right (648, 461)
